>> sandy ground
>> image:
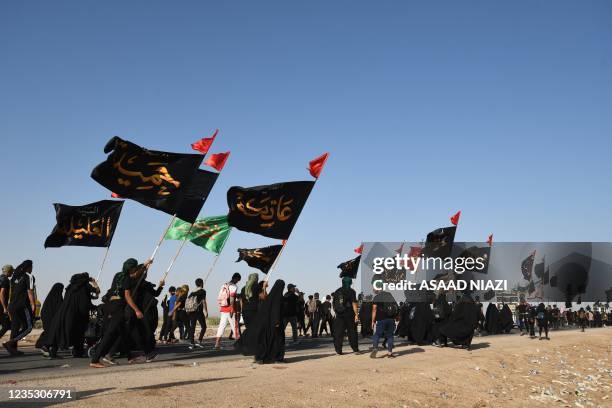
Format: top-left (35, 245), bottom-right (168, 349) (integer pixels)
top-left (3, 328), bottom-right (610, 407)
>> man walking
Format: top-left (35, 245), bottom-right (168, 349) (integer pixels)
top-left (370, 288), bottom-right (398, 358)
top-left (319, 295), bottom-right (334, 336)
top-left (187, 278), bottom-right (208, 349)
top-left (332, 277), bottom-right (359, 355)
top-left (282, 284), bottom-right (299, 342)
top-left (3, 261), bottom-right (36, 356)
top-left (214, 273), bottom-right (241, 350)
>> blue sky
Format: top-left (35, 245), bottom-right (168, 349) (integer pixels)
top-left (1, 1), bottom-right (610, 307)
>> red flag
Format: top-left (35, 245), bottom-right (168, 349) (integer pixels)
top-left (191, 129), bottom-right (218, 154)
top-left (354, 243), bottom-right (364, 254)
top-left (450, 210), bottom-right (461, 226)
top-left (111, 192), bottom-right (122, 198)
top-left (407, 246), bottom-right (422, 270)
top-left (487, 234), bottom-right (493, 247)
top-left (204, 151), bottom-right (230, 172)
top-left (308, 152), bottom-right (329, 179)
top-left (395, 243), bottom-right (404, 254)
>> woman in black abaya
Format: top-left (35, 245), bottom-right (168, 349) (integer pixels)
top-left (437, 294), bottom-right (479, 349)
top-left (485, 302), bottom-right (502, 335)
top-left (41, 273), bottom-right (99, 358)
top-left (236, 279), bottom-right (285, 364)
top-left (499, 303), bottom-right (514, 333)
top-left (359, 296), bottom-right (373, 338)
top-left (35, 283), bottom-right (64, 350)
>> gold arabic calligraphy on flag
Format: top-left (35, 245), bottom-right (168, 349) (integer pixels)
top-left (112, 141), bottom-right (180, 196)
top-left (235, 193), bottom-right (294, 228)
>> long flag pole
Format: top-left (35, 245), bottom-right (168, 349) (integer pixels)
top-left (202, 227), bottom-right (231, 286)
top-left (161, 224), bottom-right (194, 281)
top-left (150, 214), bottom-right (177, 261)
top-left (96, 244), bottom-right (112, 282)
top-left (133, 214), bottom-right (178, 296)
top-left (203, 254), bottom-right (221, 286)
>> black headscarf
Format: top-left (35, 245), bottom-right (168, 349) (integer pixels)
top-left (236, 279), bottom-right (285, 363)
top-left (41, 283), bottom-right (64, 328)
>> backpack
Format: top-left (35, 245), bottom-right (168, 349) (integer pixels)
top-left (307, 300), bottom-right (318, 314)
top-left (383, 301), bottom-right (399, 319)
top-left (185, 294), bottom-right (200, 313)
top-left (333, 290), bottom-right (348, 315)
top-left (217, 283), bottom-right (231, 307)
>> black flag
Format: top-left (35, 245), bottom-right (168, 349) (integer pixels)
top-left (458, 245), bottom-right (491, 274)
top-left (422, 226), bottom-right (456, 258)
top-left (521, 251), bottom-right (535, 281)
top-left (534, 261), bottom-right (545, 279)
top-left (174, 169), bottom-right (219, 223)
top-left (91, 137), bottom-right (203, 219)
top-left (44, 200), bottom-right (124, 248)
top-left (236, 245), bottom-right (283, 274)
top-left (227, 181), bottom-right (315, 240)
top-left (338, 255), bottom-right (361, 279)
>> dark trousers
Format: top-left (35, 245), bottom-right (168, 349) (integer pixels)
top-left (333, 314), bottom-right (359, 354)
top-left (283, 316), bottom-right (298, 341)
top-left (373, 319), bottom-right (396, 352)
top-left (159, 311), bottom-right (170, 340)
top-left (306, 313), bottom-right (320, 337)
top-left (92, 301), bottom-right (129, 363)
top-left (171, 310), bottom-right (190, 340)
top-left (297, 313), bottom-right (306, 334)
top-left (538, 319), bottom-right (549, 337)
top-left (319, 314), bottom-right (333, 336)
top-left (0, 312), bottom-right (11, 338)
top-left (188, 311), bottom-right (206, 344)
top-left (528, 319), bottom-right (536, 337)
top-left (9, 305), bottom-right (33, 343)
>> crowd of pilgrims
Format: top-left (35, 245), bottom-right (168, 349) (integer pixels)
top-left (1, 260), bottom-right (610, 365)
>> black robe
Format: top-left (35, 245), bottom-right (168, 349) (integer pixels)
top-left (499, 304), bottom-right (514, 333)
top-left (439, 296), bottom-right (479, 346)
top-left (359, 301), bottom-right (373, 337)
top-left (236, 279), bottom-right (285, 363)
top-left (409, 302), bottom-right (435, 344)
top-left (485, 303), bottom-right (502, 334)
top-left (40, 273), bottom-right (94, 349)
top-left (127, 279), bottom-right (161, 351)
top-left (35, 283), bottom-right (64, 348)
top-left (397, 302), bottom-right (434, 344)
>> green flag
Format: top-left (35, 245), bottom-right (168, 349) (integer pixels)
top-left (165, 215), bottom-right (231, 254)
